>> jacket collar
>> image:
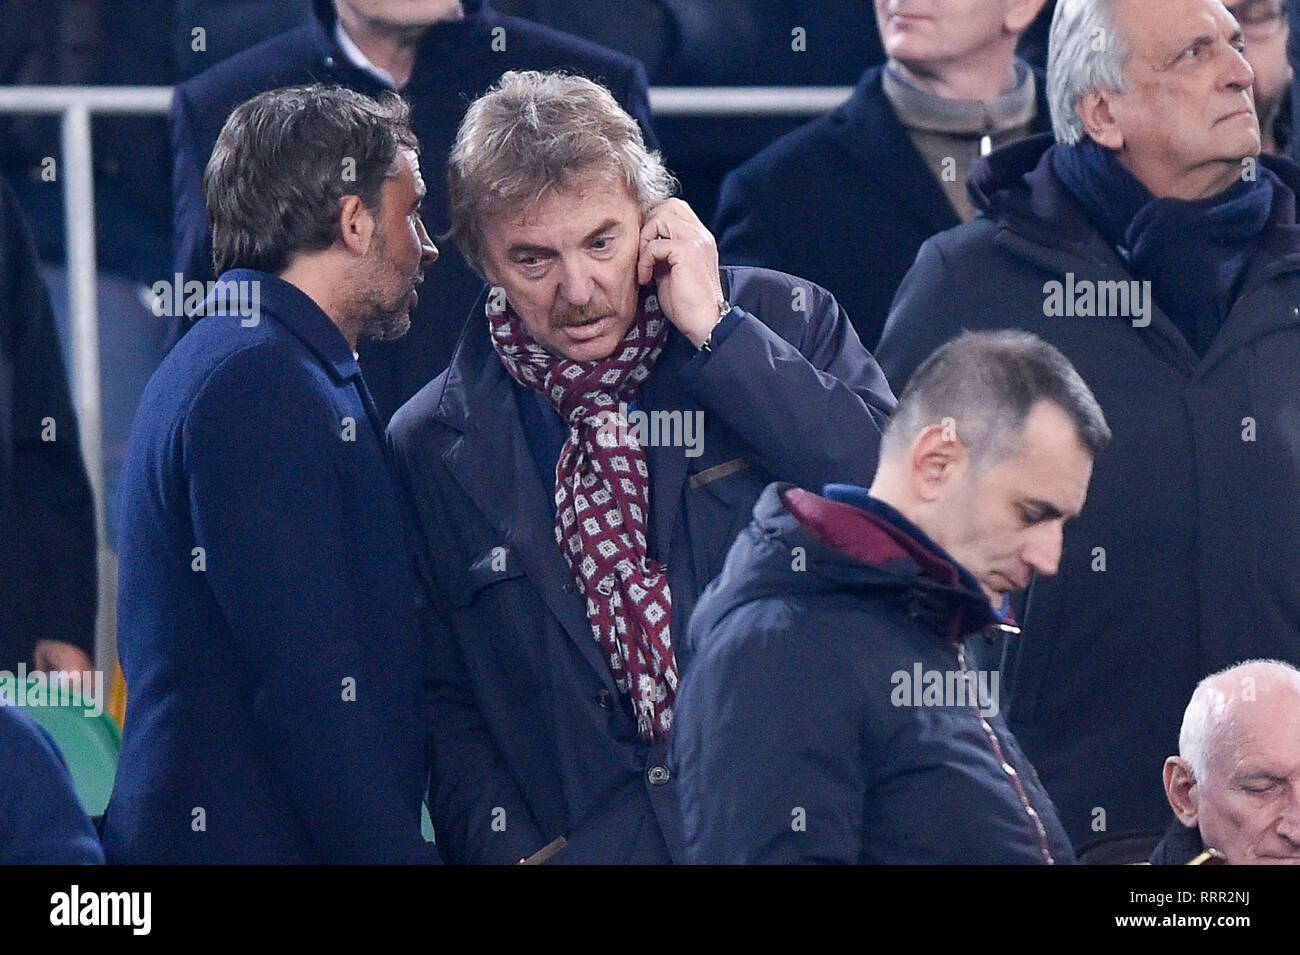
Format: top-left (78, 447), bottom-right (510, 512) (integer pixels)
top-left (210, 269), bottom-right (360, 383)
top-left (1148, 818), bottom-right (1207, 865)
top-left (781, 485), bottom-right (1010, 644)
top-left (831, 63), bottom-right (1051, 234)
top-left (309, 0), bottom-right (491, 87)
top-left (970, 134), bottom-right (1300, 375)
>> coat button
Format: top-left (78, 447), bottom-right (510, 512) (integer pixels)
top-left (596, 689), bottom-right (612, 709)
top-left (647, 765), bottom-right (671, 786)
top-left (324, 56), bottom-right (335, 68)
top-left (562, 583), bottom-right (575, 594)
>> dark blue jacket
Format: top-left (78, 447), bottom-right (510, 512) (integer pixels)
top-left (169, 0), bottom-right (656, 421)
top-left (0, 174), bottom-right (96, 669)
top-left (713, 64), bottom-right (1051, 350)
top-left (876, 134), bottom-right (1300, 851)
top-left (0, 705), bottom-right (104, 864)
top-left (671, 484), bottom-right (1074, 864)
top-left (103, 270), bottom-right (437, 864)
top-left (387, 266), bottom-right (895, 864)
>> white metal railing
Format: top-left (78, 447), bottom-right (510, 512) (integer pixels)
top-left (0, 83), bottom-right (854, 664)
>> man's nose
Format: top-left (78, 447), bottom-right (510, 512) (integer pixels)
top-left (557, 258), bottom-right (595, 306)
top-left (1225, 41), bottom-right (1256, 91)
top-left (1276, 788), bottom-right (1300, 845)
top-left (416, 217), bottom-right (438, 264)
top-left (1023, 522), bottom-right (1064, 578)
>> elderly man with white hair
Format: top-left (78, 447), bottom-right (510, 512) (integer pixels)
top-left (1153, 660), bottom-right (1300, 864)
top-left (876, 0), bottom-right (1300, 855)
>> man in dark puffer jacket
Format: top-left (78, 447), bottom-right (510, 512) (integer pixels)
top-left (672, 331), bottom-right (1110, 864)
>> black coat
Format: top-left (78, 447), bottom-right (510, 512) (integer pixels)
top-left (387, 266), bottom-right (895, 864)
top-left (713, 64), bottom-right (1051, 350)
top-left (0, 175), bottom-right (96, 668)
top-left (169, 0), bottom-right (656, 421)
top-left (875, 133), bottom-right (1300, 849)
top-left (1148, 819), bottom-right (1206, 865)
top-left (670, 483), bottom-right (1075, 864)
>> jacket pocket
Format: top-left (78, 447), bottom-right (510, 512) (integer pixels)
top-left (685, 455), bottom-right (770, 587)
top-left (447, 545), bottom-right (528, 609)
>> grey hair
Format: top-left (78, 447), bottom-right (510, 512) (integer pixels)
top-left (1048, 0), bottom-right (1132, 145)
top-left (446, 70), bottom-right (677, 277)
top-left (205, 84), bottom-right (418, 275)
top-left (882, 330), bottom-right (1111, 470)
top-left (1180, 660), bottom-right (1300, 783)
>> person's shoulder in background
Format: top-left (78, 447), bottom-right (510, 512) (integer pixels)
top-left (0, 705), bottom-right (103, 865)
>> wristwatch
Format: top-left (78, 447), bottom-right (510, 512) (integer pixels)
top-left (699, 296), bottom-right (733, 353)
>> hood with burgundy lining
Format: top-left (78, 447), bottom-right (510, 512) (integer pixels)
top-left (683, 482), bottom-right (1004, 664)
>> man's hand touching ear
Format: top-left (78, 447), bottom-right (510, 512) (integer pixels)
top-left (637, 199), bottom-right (727, 347)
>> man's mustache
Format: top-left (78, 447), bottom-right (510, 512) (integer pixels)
top-left (553, 304), bottom-right (615, 328)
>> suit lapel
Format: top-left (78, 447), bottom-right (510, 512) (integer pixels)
top-left (834, 70), bottom-right (960, 236)
top-left (439, 345), bottom-right (615, 686)
top-left (639, 330), bottom-right (699, 565)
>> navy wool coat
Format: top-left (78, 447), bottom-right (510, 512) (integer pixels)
top-left (103, 270), bottom-right (437, 864)
top-left (387, 266), bottom-right (896, 864)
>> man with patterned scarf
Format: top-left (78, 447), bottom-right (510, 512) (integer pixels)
top-left (388, 70), bottom-right (896, 864)
top-left (876, 0), bottom-right (1300, 860)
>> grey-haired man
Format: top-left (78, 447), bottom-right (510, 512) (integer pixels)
top-left (876, 0), bottom-right (1300, 855)
top-left (388, 69), bottom-right (896, 864)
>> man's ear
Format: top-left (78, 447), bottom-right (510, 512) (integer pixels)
top-left (1006, 0), bottom-right (1049, 35)
top-left (909, 423), bottom-right (966, 503)
top-left (1163, 756), bottom-right (1201, 828)
top-left (1078, 90), bottom-right (1125, 150)
top-left (338, 194), bottom-right (376, 257)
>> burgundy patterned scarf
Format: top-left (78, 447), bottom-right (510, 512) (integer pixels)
top-left (487, 288), bottom-right (678, 741)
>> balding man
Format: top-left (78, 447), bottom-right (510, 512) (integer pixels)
top-left (1153, 660), bottom-right (1300, 864)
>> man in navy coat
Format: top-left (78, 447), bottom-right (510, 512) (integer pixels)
top-left (170, 0), bottom-right (656, 421)
top-left (103, 85), bottom-right (440, 864)
top-left (388, 71), bottom-right (896, 864)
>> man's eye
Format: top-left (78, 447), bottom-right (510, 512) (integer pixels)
top-left (591, 237), bottom-right (612, 251)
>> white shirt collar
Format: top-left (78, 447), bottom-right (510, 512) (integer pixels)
top-left (334, 21), bottom-right (398, 89)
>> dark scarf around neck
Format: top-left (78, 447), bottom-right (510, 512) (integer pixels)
top-left (1051, 137), bottom-right (1275, 356)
